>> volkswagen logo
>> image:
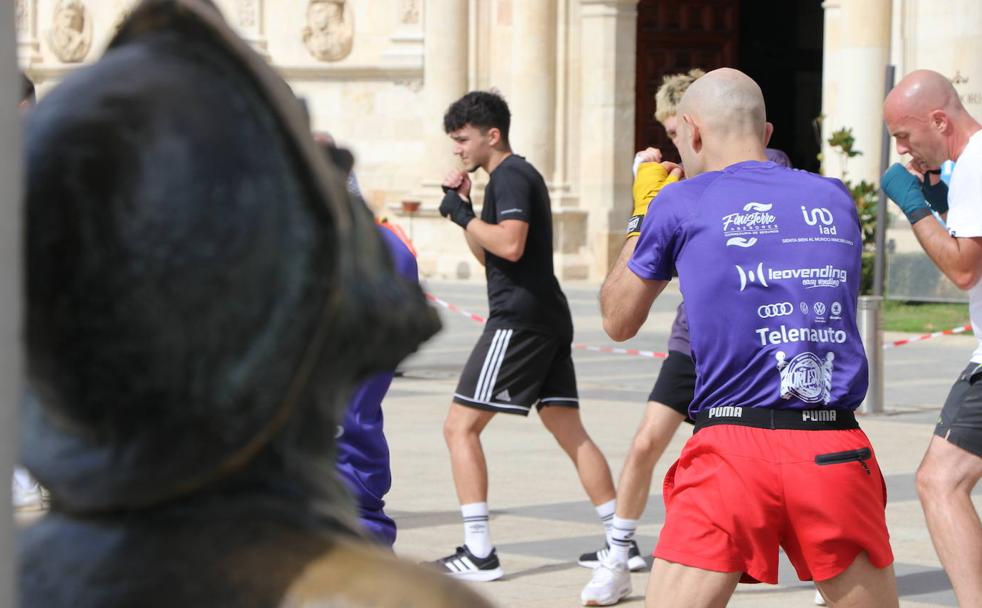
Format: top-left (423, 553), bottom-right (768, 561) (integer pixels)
top-left (800, 302), bottom-right (809, 315)
top-left (814, 302), bottom-right (827, 316)
top-left (757, 302), bottom-right (794, 318)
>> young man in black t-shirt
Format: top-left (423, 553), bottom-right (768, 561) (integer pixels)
top-left (427, 91), bottom-right (618, 581)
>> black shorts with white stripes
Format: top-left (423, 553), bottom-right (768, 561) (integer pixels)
top-left (453, 326), bottom-right (579, 416)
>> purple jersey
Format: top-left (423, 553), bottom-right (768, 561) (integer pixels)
top-left (629, 160), bottom-right (868, 417)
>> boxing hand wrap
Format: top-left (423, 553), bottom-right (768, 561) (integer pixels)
top-left (627, 162), bottom-right (680, 238)
top-left (921, 170), bottom-right (949, 215)
top-left (439, 190), bottom-right (476, 229)
top-left (881, 163), bottom-right (933, 225)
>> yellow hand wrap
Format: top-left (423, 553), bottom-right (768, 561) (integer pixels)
top-left (627, 162), bottom-right (680, 238)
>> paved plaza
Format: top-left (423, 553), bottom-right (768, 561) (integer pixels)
top-left (388, 279), bottom-right (982, 607)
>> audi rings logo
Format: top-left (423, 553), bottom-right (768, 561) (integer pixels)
top-left (757, 302), bottom-right (794, 319)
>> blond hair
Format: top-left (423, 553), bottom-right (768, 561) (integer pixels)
top-left (654, 69), bottom-right (705, 124)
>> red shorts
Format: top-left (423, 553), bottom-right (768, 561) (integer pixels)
top-left (654, 425), bottom-right (894, 584)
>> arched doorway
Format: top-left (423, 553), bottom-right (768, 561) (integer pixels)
top-left (635, 0), bottom-right (824, 172)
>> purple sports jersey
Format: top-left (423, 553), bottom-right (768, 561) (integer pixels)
top-left (629, 160), bottom-right (868, 417)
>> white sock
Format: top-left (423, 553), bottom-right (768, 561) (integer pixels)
top-left (608, 516), bottom-right (639, 565)
top-left (461, 502), bottom-right (492, 558)
top-left (595, 499), bottom-right (616, 543)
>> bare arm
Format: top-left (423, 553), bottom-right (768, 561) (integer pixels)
top-left (440, 169), bottom-right (527, 263)
top-left (465, 219), bottom-right (528, 263)
top-left (600, 236), bottom-right (668, 341)
top-left (912, 219), bottom-right (982, 289)
top-left (463, 230), bottom-right (486, 265)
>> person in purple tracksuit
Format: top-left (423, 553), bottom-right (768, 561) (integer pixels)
top-left (335, 223), bottom-right (419, 546)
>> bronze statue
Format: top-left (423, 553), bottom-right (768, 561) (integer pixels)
top-left (18, 1), bottom-right (484, 606)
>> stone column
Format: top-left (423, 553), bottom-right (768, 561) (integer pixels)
top-left (382, 0), bottom-right (424, 68)
top-left (417, 0), bottom-right (469, 202)
top-left (821, 0), bottom-right (891, 183)
top-left (578, 0), bottom-right (638, 279)
top-left (235, 0), bottom-right (270, 60)
top-left (0, 2), bottom-right (23, 604)
top-left (15, 0), bottom-right (42, 66)
top-left (510, 0), bottom-right (556, 179)
top-left (903, 0), bottom-right (982, 122)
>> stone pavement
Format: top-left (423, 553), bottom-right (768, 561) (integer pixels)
top-left (388, 280), bottom-right (982, 608)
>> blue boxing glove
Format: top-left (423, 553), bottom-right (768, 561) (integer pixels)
top-left (922, 170), bottom-right (949, 215)
top-left (881, 163), bottom-right (933, 225)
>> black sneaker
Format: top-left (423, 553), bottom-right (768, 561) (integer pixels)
top-left (427, 545), bottom-right (504, 582)
top-left (577, 541), bottom-right (647, 572)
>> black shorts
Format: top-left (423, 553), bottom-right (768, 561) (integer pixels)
top-left (936, 363), bottom-right (982, 457)
top-left (648, 350), bottom-right (696, 422)
top-left (453, 327), bottom-right (578, 416)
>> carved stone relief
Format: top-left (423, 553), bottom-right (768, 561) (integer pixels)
top-left (239, 0), bottom-right (258, 28)
top-left (302, 0), bottom-right (354, 62)
top-left (47, 0), bottom-right (92, 63)
top-left (401, 0), bottom-right (420, 25)
top-left (15, 0), bottom-right (28, 34)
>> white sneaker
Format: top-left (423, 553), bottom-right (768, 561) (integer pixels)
top-left (814, 588), bottom-right (827, 605)
top-left (581, 557), bottom-right (631, 606)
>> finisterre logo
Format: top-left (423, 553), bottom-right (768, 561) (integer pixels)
top-left (726, 237), bottom-right (758, 248)
top-left (722, 202), bottom-right (779, 247)
top-left (757, 302), bottom-right (794, 318)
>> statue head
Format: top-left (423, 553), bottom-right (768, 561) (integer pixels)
top-left (23, 0), bottom-right (438, 515)
top-left (53, 0), bottom-right (85, 31)
top-left (308, 0), bottom-right (344, 31)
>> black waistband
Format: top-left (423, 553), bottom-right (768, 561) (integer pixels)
top-left (694, 406), bottom-right (859, 433)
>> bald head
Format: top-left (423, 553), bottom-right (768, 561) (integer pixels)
top-left (885, 70), bottom-right (963, 121)
top-left (679, 68), bottom-right (767, 141)
top-left (884, 69), bottom-right (981, 168)
top-left (673, 68), bottom-right (768, 175)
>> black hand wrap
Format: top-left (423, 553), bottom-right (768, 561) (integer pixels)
top-left (922, 171), bottom-right (949, 215)
top-left (439, 190), bottom-right (476, 229)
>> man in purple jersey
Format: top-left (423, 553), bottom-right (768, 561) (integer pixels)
top-left (581, 68), bottom-right (796, 607)
top-left (600, 68), bottom-right (898, 607)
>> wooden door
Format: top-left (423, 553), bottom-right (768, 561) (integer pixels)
top-left (635, 0), bottom-right (740, 159)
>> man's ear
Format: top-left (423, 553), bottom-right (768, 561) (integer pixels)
top-left (486, 127), bottom-right (502, 147)
top-left (930, 110), bottom-right (950, 135)
top-left (764, 121), bottom-right (774, 147)
top-left (684, 114), bottom-right (702, 154)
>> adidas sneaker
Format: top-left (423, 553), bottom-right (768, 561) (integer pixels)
top-left (427, 545), bottom-right (504, 582)
top-left (577, 541), bottom-right (647, 572)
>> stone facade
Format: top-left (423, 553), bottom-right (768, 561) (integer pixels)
top-left (17, 0), bottom-right (981, 280)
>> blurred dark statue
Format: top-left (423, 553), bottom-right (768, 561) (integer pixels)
top-left (17, 1), bottom-right (485, 606)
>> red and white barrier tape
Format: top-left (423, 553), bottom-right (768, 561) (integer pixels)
top-left (426, 293), bottom-right (973, 354)
top-left (883, 324), bottom-right (973, 349)
top-left (425, 292), bottom-right (668, 359)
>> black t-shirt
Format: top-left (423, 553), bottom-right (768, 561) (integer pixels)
top-left (481, 155), bottom-right (573, 338)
